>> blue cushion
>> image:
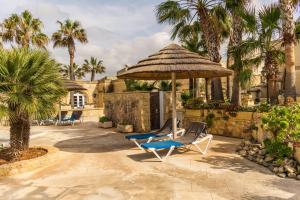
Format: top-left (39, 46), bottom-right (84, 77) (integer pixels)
top-left (141, 140), bottom-right (183, 150)
top-left (125, 133), bottom-right (158, 140)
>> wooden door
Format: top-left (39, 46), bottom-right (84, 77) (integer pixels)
top-left (150, 92), bottom-right (160, 130)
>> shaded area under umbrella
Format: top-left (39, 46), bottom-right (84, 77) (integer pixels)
top-left (117, 44), bottom-right (233, 138)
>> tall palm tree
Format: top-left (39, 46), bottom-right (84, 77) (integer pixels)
top-left (82, 57), bottom-right (106, 81)
top-left (52, 19), bottom-right (88, 80)
top-left (0, 48), bottom-right (65, 158)
top-left (180, 22), bottom-right (208, 97)
top-left (1, 10), bottom-right (48, 48)
top-left (156, 0), bottom-right (231, 101)
top-left (60, 63), bottom-right (85, 80)
top-left (279, 0), bottom-right (298, 100)
top-left (225, 0), bottom-right (249, 106)
top-left (230, 5), bottom-right (284, 104)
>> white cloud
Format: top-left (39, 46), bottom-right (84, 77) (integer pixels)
top-left (0, 0), bottom-right (282, 80)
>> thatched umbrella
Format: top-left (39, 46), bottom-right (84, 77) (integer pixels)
top-left (117, 44), bottom-right (232, 137)
top-left (58, 80), bottom-right (87, 122)
top-left (63, 79), bottom-right (87, 91)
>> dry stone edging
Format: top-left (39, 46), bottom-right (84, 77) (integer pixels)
top-left (237, 141), bottom-right (300, 181)
top-left (0, 146), bottom-right (60, 177)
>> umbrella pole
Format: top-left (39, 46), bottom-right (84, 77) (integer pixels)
top-left (171, 72), bottom-right (177, 139)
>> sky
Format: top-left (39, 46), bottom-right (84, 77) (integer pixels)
top-left (0, 0), bottom-right (278, 79)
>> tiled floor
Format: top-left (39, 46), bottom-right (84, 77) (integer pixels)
top-left (0, 123), bottom-right (299, 200)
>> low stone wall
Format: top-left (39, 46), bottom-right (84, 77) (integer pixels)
top-left (183, 109), bottom-right (264, 139)
top-left (103, 92), bottom-right (151, 132)
top-left (0, 146), bottom-right (59, 177)
top-left (61, 108), bottom-right (104, 122)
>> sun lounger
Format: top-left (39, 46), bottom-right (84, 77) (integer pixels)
top-left (58, 111), bottom-right (83, 126)
top-left (125, 118), bottom-right (178, 150)
top-left (140, 122), bottom-right (213, 161)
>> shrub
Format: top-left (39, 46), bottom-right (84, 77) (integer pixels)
top-left (99, 116), bottom-right (110, 123)
top-left (264, 139), bottom-right (293, 159)
top-left (181, 91), bottom-right (192, 106)
top-left (205, 112), bottom-right (215, 128)
top-left (262, 104), bottom-right (300, 143)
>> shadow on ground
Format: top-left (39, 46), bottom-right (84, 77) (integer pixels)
top-left (54, 132), bottom-right (136, 153)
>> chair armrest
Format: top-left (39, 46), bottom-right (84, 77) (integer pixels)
top-left (192, 134), bottom-right (213, 144)
top-left (176, 128), bottom-right (186, 137)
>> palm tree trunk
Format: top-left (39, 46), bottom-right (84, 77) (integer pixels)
top-left (231, 71), bottom-right (241, 105)
top-left (68, 45), bottom-right (75, 81)
top-left (91, 70), bottom-right (95, 81)
top-left (10, 117), bottom-right (23, 152)
top-left (230, 12), bottom-right (243, 106)
top-left (197, 9), bottom-right (224, 101)
top-left (284, 43), bottom-right (296, 99)
top-left (280, 0), bottom-right (297, 100)
top-left (21, 114), bottom-right (31, 150)
top-left (269, 76), bottom-right (278, 104)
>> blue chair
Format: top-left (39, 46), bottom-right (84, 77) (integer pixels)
top-left (59, 111), bottom-right (83, 126)
top-left (125, 118), bottom-right (178, 150)
top-left (140, 122), bottom-right (213, 161)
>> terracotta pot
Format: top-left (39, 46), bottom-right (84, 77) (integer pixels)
top-left (117, 124), bottom-right (133, 133)
top-left (99, 121), bottom-right (113, 128)
top-left (294, 142), bottom-right (300, 164)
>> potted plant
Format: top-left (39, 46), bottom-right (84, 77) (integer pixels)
top-left (99, 116), bottom-right (113, 128)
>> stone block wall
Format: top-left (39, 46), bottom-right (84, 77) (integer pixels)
top-left (183, 109), bottom-right (264, 139)
top-left (103, 92), bottom-right (151, 132)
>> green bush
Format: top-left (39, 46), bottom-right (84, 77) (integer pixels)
top-left (99, 116), bottom-right (110, 123)
top-left (205, 112), bottom-right (215, 128)
top-left (261, 104), bottom-right (300, 143)
top-left (181, 91), bottom-right (192, 106)
top-left (264, 139), bottom-right (293, 159)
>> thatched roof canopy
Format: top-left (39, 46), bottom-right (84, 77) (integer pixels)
top-left (117, 44), bottom-right (232, 80)
top-left (63, 79), bottom-right (87, 91)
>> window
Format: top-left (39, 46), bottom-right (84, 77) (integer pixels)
top-left (73, 92), bottom-right (85, 108)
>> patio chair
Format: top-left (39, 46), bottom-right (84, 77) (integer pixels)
top-left (140, 122), bottom-right (213, 161)
top-left (125, 118), bottom-right (179, 150)
top-left (58, 111), bottom-right (83, 126)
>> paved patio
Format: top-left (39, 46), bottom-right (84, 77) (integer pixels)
top-left (0, 123), bottom-right (299, 200)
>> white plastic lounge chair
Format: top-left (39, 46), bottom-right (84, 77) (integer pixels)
top-left (125, 118), bottom-right (178, 150)
top-left (140, 122), bottom-right (213, 161)
top-left (57, 111), bottom-right (83, 126)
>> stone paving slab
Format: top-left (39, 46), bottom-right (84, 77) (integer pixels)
top-left (0, 123), bottom-right (299, 200)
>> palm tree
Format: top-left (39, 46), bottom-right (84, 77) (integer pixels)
top-left (156, 0), bottom-right (231, 101)
top-left (82, 57), bottom-right (106, 81)
top-left (52, 19), bottom-right (88, 80)
top-left (257, 5), bottom-right (284, 104)
top-left (225, 0), bottom-right (249, 106)
top-left (180, 23), bottom-right (208, 97)
top-left (279, 0), bottom-right (298, 100)
top-left (0, 48), bottom-right (65, 158)
top-left (159, 80), bottom-right (181, 91)
top-left (1, 10), bottom-right (48, 48)
top-left (60, 63), bottom-right (85, 80)
top-left (230, 5), bottom-right (284, 104)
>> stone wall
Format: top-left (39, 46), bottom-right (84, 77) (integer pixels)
top-left (103, 92), bottom-right (151, 132)
top-left (61, 108), bottom-right (104, 122)
top-left (183, 109), bottom-right (264, 139)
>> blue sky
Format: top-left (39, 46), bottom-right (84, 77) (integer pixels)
top-left (0, 0), bottom-right (279, 79)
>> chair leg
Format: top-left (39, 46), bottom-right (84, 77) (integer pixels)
top-left (131, 139), bottom-right (144, 150)
top-left (146, 137), bottom-right (153, 143)
top-left (193, 135), bottom-right (213, 155)
top-left (150, 146), bottom-right (175, 162)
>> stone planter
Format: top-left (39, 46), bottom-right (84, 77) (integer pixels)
top-left (117, 124), bottom-right (133, 133)
top-left (294, 142), bottom-right (300, 164)
top-left (99, 121), bottom-right (113, 128)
